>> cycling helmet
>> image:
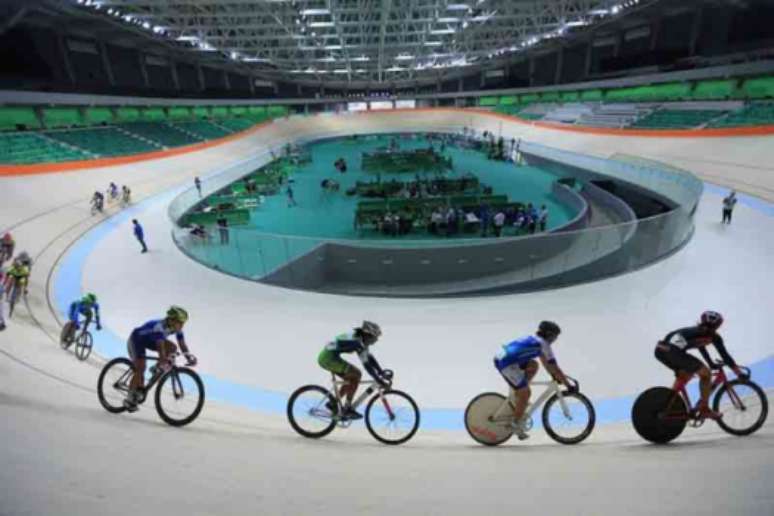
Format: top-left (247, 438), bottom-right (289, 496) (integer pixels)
top-left (360, 320), bottom-right (382, 339)
top-left (83, 293), bottom-right (97, 304)
top-left (537, 320), bottom-right (561, 340)
top-left (166, 305), bottom-right (189, 323)
top-left (16, 251), bottom-right (31, 265)
top-left (700, 310), bottom-right (723, 330)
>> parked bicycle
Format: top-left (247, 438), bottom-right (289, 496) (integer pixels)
top-left (632, 362), bottom-right (768, 444)
top-left (465, 377), bottom-right (596, 446)
top-left (97, 352), bottom-right (205, 427)
top-left (60, 319), bottom-right (94, 361)
top-left (287, 370), bottom-right (420, 445)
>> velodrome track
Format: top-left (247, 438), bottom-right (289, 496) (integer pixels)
top-left (1, 110), bottom-right (773, 515)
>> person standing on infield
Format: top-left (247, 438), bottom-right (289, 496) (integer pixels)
top-left (132, 219), bottom-right (148, 253)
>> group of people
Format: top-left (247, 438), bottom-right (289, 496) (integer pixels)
top-left (334, 157), bottom-right (348, 174)
top-left (0, 232), bottom-right (33, 331)
top-left (424, 203), bottom-right (548, 238)
top-left (92, 182), bottom-right (131, 214)
top-left (317, 309), bottom-right (741, 438)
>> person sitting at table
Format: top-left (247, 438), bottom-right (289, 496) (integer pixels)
top-left (429, 207), bottom-right (443, 235)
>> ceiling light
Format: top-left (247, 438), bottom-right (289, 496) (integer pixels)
top-left (324, 44), bottom-right (342, 50)
top-left (333, 69), bottom-right (349, 74)
top-left (437, 17), bottom-right (460, 23)
top-left (176, 35), bottom-right (199, 41)
top-left (309, 22), bottom-right (335, 28)
top-left (352, 55), bottom-right (370, 62)
top-left (107, 8), bottom-right (114, 14)
top-left (611, 5), bottom-right (621, 14)
top-left (424, 41), bottom-right (442, 46)
top-left (430, 29), bottom-right (455, 35)
top-left (462, 21), bottom-right (469, 29)
top-left (395, 54), bottom-right (414, 61)
top-left (564, 20), bottom-right (588, 27)
top-left (300, 8), bottom-right (330, 15)
top-left (446, 4), bottom-right (471, 11)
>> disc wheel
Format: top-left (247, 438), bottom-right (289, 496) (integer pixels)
top-left (287, 385), bottom-right (337, 439)
top-left (542, 391), bottom-right (596, 445)
top-left (154, 367), bottom-right (205, 427)
top-left (97, 357), bottom-right (135, 413)
top-left (60, 322), bottom-right (75, 350)
top-left (75, 331), bottom-right (93, 361)
top-left (713, 380), bottom-right (768, 436)
top-left (464, 392), bottom-right (513, 446)
top-left (632, 387), bottom-right (688, 444)
top-left (364, 389), bottom-right (420, 445)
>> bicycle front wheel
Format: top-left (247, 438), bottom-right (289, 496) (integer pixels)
top-left (154, 367), bottom-right (205, 427)
top-left (60, 322), bottom-right (75, 350)
top-left (75, 332), bottom-right (93, 361)
top-left (464, 392), bottom-right (513, 446)
top-left (97, 357), bottom-right (135, 413)
top-left (542, 391), bottom-right (596, 445)
top-left (365, 389), bottom-right (420, 445)
top-left (713, 380), bottom-right (768, 436)
top-left (287, 385), bottom-right (337, 439)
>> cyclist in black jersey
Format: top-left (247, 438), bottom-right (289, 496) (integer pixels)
top-left (655, 310), bottom-right (745, 419)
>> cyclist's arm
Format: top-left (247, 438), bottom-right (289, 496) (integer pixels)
top-left (356, 346), bottom-right (385, 381)
top-left (712, 334), bottom-right (739, 370)
top-left (93, 303), bottom-right (101, 327)
top-left (538, 342), bottom-right (569, 387)
top-left (175, 332), bottom-right (190, 354)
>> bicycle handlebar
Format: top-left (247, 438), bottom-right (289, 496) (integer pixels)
top-left (565, 376), bottom-right (580, 392)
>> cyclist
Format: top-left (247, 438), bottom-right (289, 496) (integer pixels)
top-left (4, 260), bottom-right (30, 302)
top-left (121, 185), bottom-right (131, 205)
top-left (0, 268), bottom-right (5, 330)
top-left (318, 321), bottom-right (390, 420)
top-left (494, 321), bottom-right (573, 440)
top-left (655, 311), bottom-right (745, 420)
top-left (124, 306), bottom-right (197, 412)
top-left (108, 182), bottom-right (119, 201)
top-left (92, 191), bottom-right (104, 213)
top-left (0, 233), bottom-right (14, 264)
top-left (66, 293), bottom-right (102, 340)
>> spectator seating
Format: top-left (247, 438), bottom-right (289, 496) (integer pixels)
top-left (220, 118), bottom-right (256, 132)
top-left (83, 107), bottom-right (114, 126)
top-left (630, 109), bottom-right (727, 129)
top-left (708, 102), bottom-right (774, 127)
top-left (0, 107), bottom-right (41, 131)
top-left (739, 76), bottom-right (774, 99)
top-left (42, 107), bottom-right (83, 129)
top-left (171, 121), bottom-right (231, 139)
top-left (0, 132), bottom-right (90, 164)
top-left (44, 127), bottom-right (160, 157)
top-left (118, 122), bottom-right (201, 147)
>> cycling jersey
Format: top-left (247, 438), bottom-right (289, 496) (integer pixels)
top-left (494, 334), bottom-right (556, 370)
top-left (130, 319), bottom-right (184, 351)
top-left (69, 300), bottom-right (101, 326)
top-left (6, 265), bottom-right (29, 281)
top-left (321, 331), bottom-right (384, 379)
top-left (661, 326), bottom-right (736, 367)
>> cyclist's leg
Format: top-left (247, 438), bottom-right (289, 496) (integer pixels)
top-left (158, 339), bottom-right (177, 370)
top-left (318, 350), bottom-right (360, 406)
top-left (500, 362), bottom-right (531, 421)
top-left (126, 338), bottom-right (147, 393)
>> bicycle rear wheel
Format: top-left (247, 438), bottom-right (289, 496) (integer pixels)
top-left (60, 322), bottom-right (75, 350)
top-left (287, 385), bottom-right (337, 438)
top-left (75, 331), bottom-right (93, 361)
top-left (542, 391), bottom-right (596, 445)
top-left (632, 387), bottom-right (688, 444)
top-left (464, 392), bottom-right (513, 446)
top-left (713, 380), bottom-right (768, 436)
top-left (97, 357), bottom-right (135, 413)
top-left (154, 367), bottom-right (205, 427)
top-left (365, 390), bottom-right (420, 445)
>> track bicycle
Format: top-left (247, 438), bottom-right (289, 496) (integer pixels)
top-left (60, 318), bottom-right (95, 361)
top-left (7, 276), bottom-right (27, 319)
top-left (465, 377), bottom-right (596, 446)
top-left (287, 370), bottom-right (420, 445)
top-left (97, 352), bottom-right (205, 427)
top-left (632, 362), bottom-right (768, 444)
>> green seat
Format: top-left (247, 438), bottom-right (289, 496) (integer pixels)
top-left (120, 122), bottom-right (201, 147)
top-left (168, 107), bottom-right (192, 121)
top-left (192, 106), bottom-right (210, 120)
top-left (84, 107), bottom-right (114, 126)
top-left (115, 107), bottom-right (141, 123)
top-left (741, 76), bottom-right (774, 99)
top-left (267, 105), bottom-right (288, 118)
top-left (230, 106), bottom-right (248, 116)
top-left (210, 106), bottom-right (229, 119)
top-left (693, 79), bottom-right (736, 100)
top-left (140, 107), bottom-right (166, 122)
top-left (560, 91), bottom-right (579, 102)
top-left (499, 96), bottom-right (518, 106)
top-left (0, 107), bottom-right (41, 131)
top-left (220, 118), bottom-right (255, 132)
top-left (519, 93), bottom-right (539, 104)
top-left (478, 96), bottom-right (499, 107)
top-left (540, 92), bottom-right (560, 102)
top-left (171, 121), bottom-right (230, 139)
top-left (580, 89), bottom-right (603, 102)
top-left (43, 107), bottom-right (83, 129)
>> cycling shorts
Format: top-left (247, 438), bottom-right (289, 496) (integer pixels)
top-left (318, 349), bottom-right (356, 376)
top-left (127, 336), bottom-right (159, 360)
top-left (655, 344), bottom-right (703, 374)
top-left (496, 360), bottom-right (529, 390)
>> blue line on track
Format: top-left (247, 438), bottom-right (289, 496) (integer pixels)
top-left (52, 181), bottom-right (774, 431)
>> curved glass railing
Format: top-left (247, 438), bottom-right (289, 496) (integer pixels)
top-left (168, 127), bottom-right (702, 297)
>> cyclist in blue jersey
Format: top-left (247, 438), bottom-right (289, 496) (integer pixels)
top-left (494, 321), bottom-right (573, 440)
top-left (124, 306), bottom-right (197, 412)
top-left (68, 293), bottom-right (102, 332)
top-left (318, 321), bottom-right (390, 420)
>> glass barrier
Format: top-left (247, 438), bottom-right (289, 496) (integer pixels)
top-left (169, 133), bottom-right (701, 296)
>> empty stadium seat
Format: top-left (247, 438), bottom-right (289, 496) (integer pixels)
top-left (119, 122), bottom-right (201, 147)
top-left (210, 106), bottom-right (229, 119)
top-left (171, 121), bottom-right (231, 139)
top-left (0, 132), bottom-right (90, 164)
top-left (140, 107), bottom-right (166, 122)
top-left (168, 107), bottom-right (193, 121)
top-left (499, 95), bottom-right (518, 106)
top-left (0, 107), bottom-right (41, 131)
top-left (84, 107), bottom-right (114, 126)
top-left (43, 107), bottom-right (83, 129)
top-left (693, 79), bottom-right (737, 100)
top-left (740, 76), bottom-right (774, 99)
top-left (220, 118), bottom-right (256, 132)
top-left (478, 96), bottom-right (499, 107)
top-left (115, 107), bottom-right (141, 123)
top-left (192, 106), bottom-right (210, 120)
top-left (631, 109), bottom-right (726, 129)
top-left (44, 127), bottom-right (159, 157)
top-left (708, 102), bottom-right (774, 127)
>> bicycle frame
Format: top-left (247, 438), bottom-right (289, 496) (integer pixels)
top-left (489, 379), bottom-right (568, 426)
top-left (327, 374), bottom-right (394, 424)
top-left (663, 367), bottom-right (740, 422)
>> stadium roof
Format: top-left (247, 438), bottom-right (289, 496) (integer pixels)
top-left (15, 0), bottom-right (673, 88)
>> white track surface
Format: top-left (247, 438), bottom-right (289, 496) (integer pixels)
top-left (2, 110), bottom-right (773, 515)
